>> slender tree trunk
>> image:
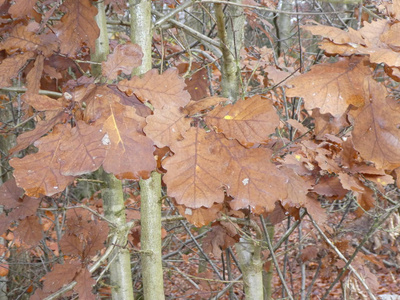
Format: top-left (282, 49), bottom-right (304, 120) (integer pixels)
top-left (139, 172), bottom-right (165, 300)
top-left (94, 2), bottom-right (135, 300)
top-left (215, 1), bottom-right (244, 103)
top-left (130, 0), bottom-right (152, 75)
top-left (275, 0), bottom-right (293, 57)
top-left (130, 2), bottom-right (166, 299)
top-left (236, 238), bottom-right (264, 300)
top-left (101, 172), bottom-right (135, 300)
top-left (263, 222), bottom-right (275, 300)
top-left (214, 4), bottom-right (264, 299)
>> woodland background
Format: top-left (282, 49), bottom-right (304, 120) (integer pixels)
top-left (0, 0), bottom-right (399, 299)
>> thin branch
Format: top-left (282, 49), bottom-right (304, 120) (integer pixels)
top-left (210, 275), bottom-right (243, 300)
top-left (262, 216), bottom-right (294, 300)
top-left (154, 0), bottom-right (196, 28)
top-left (43, 235), bottom-right (120, 300)
top-left (321, 198), bottom-right (400, 299)
top-left (152, 9), bottom-right (222, 52)
top-left (273, 210), bottom-right (306, 252)
top-left (0, 87), bottom-right (62, 98)
top-left (308, 213), bottom-right (378, 300)
top-left (200, 0), bottom-right (349, 15)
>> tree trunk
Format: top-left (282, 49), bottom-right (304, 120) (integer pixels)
top-left (139, 172), bottom-right (165, 300)
top-left (130, 2), bottom-right (166, 299)
top-left (94, 2), bottom-right (135, 299)
top-left (215, 1), bottom-right (244, 103)
top-left (236, 238), bottom-right (264, 300)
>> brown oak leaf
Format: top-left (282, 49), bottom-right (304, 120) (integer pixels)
top-left (102, 43), bottom-right (143, 80)
top-left (10, 124), bottom-right (74, 197)
top-left (117, 68), bottom-right (191, 109)
top-left (55, 0), bottom-right (99, 56)
top-left (59, 121), bottom-right (108, 176)
top-left (351, 78), bottom-right (400, 170)
top-left (144, 106), bottom-right (191, 148)
top-left (286, 57), bottom-right (371, 117)
top-left (205, 95), bottom-right (279, 147)
top-left (14, 215), bottom-right (42, 247)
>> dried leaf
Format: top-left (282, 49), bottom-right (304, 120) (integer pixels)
top-left (101, 101), bottom-right (156, 179)
top-left (42, 260), bottom-right (80, 293)
top-left (287, 57), bottom-right (371, 117)
top-left (144, 106), bottom-right (191, 148)
top-left (11, 111), bottom-right (65, 153)
top-left (74, 268), bottom-right (96, 300)
top-left (0, 178), bottom-right (24, 210)
top-left (8, 0), bottom-right (37, 18)
top-left (59, 121), bottom-right (108, 176)
top-left (303, 23), bottom-right (364, 45)
top-left (60, 234), bottom-right (84, 257)
top-left (55, 0), bottom-right (99, 56)
top-left (102, 43), bottom-right (143, 80)
top-left (205, 95), bottom-right (279, 147)
top-left (183, 96), bottom-right (226, 116)
top-left (0, 53), bottom-right (35, 87)
top-left (351, 78), bottom-right (400, 170)
top-left (118, 68), bottom-right (191, 109)
top-left (162, 128), bottom-right (227, 208)
top-left (10, 124), bottom-right (74, 197)
top-left (14, 216), bottom-right (42, 246)
top-left (176, 203), bottom-right (223, 227)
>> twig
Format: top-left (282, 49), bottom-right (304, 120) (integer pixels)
top-left (154, 0), bottom-right (196, 28)
top-left (200, 0), bottom-right (349, 15)
top-left (262, 216), bottom-right (294, 300)
top-left (321, 198), bottom-right (400, 299)
top-left (273, 210), bottom-right (306, 252)
top-left (43, 235), bottom-right (120, 300)
top-left (210, 274), bottom-right (243, 300)
top-left (152, 9), bottom-right (222, 53)
top-left (308, 213), bottom-right (378, 300)
top-left (0, 87), bottom-right (62, 98)
top-left (67, 205), bottom-right (117, 228)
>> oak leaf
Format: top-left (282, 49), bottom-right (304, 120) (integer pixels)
top-left (7, 196), bottom-right (40, 220)
top-left (14, 216), bottom-right (42, 247)
top-left (42, 260), bottom-right (80, 293)
top-left (338, 172), bottom-right (364, 192)
top-left (183, 96), bottom-right (226, 116)
top-left (144, 106), bottom-right (191, 148)
top-left (74, 268), bottom-right (96, 300)
top-left (102, 43), bottom-right (143, 80)
top-left (59, 234), bottom-right (84, 257)
top-left (10, 124), bottom-right (74, 197)
top-left (8, 0), bottom-right (37, 18)
top-left (22, 94), bottom-right (63, 111)
top-left (162, 128), bottom-right (227, 208)
top-left (203, 224), bottom-right (238, 257)
top-left (11, 111), bottom-right (66, 153)
top-left (117, 68), bottom-right (191, 109)
top-left (354, 188), bottom-right (375, 217)
top-left (224, 142), bottom-right (288, 211)
top-left (177, 62), bottom-right (210, 100)
top-left (101, 101), bottom-right (156, 179)
top-left (287, 57), bottom-right (371, 117)
top-left (313, 176), bottom-right (349, 198)
top-left (59, 121), bottom-right (108, 176)
top-left (55, 0), bottom-right (99, 56)
top-left (176, 203), bottom-right (223, 227)
top-left (26, 55), bottom-right (44, 93)
top-left (205, 95), bottom-right (279, 147)
top-left (303, 23), bottom-right (364, 45)
top-left (0, 178), bottom-right (24, 210)
top-left (351, 78), bottom-right (400, 170)
top-left (0, 53), bottom-right (35, 87)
